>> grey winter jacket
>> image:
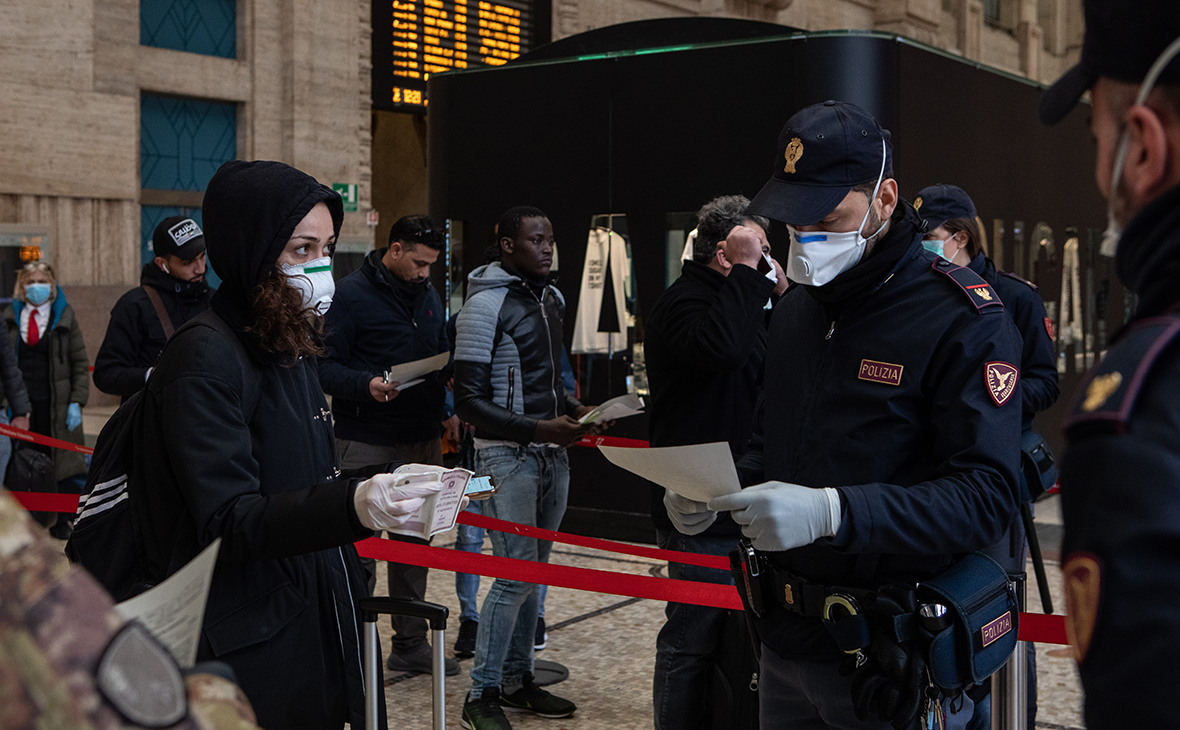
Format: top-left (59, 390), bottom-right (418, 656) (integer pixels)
top-left (453, 263), bottom-right (581, 444)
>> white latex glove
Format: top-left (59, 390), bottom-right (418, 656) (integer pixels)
top-left (664, 488), bottom-right (717, 536)
top-left (353, 465), bottom-right (447, 531)
top-left (709, 482), bottom-right (843, 552)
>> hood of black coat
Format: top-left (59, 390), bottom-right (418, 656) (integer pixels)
top-left (202, 161), bottom-right (343, 326)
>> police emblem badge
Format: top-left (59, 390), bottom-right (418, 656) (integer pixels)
top-left (969, 284), bottom-right (994, 302)
top-left (985, 362), bottom-right (1018, 406)
top-left (1062, 554), bottom-right (1102, 663)
top-left (783, 137), bottom-right (804, 173)
top-left (1044, 316), bottom-right (1055, 341)
top-left (914, 196), bottom-right (923, 210)
top-left (1083, 371), bottom-right (1122, 412)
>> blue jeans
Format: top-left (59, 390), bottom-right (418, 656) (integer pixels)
top-left (469, 444), bottom-right (568, 695)
top-left (653, 529), bottom-right (739, 730)
top-left (0, 411), bottom-right (11, 484)
top-left (455, 500), bottom-right (485, 623)
top-left (455, 501), bottom-right (550, 624)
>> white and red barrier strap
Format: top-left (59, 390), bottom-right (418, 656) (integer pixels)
top-left (9, 489), bottom-right (1069, 645)
top-left (0, 423), bottom-right (95, 456)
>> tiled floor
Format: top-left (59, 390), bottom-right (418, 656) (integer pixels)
top-left (374, 515), bottom-right (1085, 730)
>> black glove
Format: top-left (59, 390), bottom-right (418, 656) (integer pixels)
top-left (846, 632), bottom-right (926, 730)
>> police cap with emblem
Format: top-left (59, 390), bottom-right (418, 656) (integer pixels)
top-left (152, 216), bottom-right (206, 260)
top-left (748, 100), bottom-right (894, 226)
top-left (914, 184), bottom-right (977, 233)
top-left (1040, 0), bottom-right (1180, 125)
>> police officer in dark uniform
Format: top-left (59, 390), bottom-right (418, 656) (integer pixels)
top-left (666, 101), bottom-right (1023, 730)
top-left (915, 184), bottom-right (1059, 729)
top-left (1039, 2), bottom-right (1180, 728)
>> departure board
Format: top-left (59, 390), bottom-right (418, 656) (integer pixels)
top-left (372, 0), bottom-right (540, 112)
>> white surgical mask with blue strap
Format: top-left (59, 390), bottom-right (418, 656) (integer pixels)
top-left (280, 256), bottom-right (335, 314)
top-left (785, 139), bottom-right (889, 287)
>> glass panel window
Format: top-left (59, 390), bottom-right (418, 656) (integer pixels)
top-left (141, 0), bottom-right (236, 58)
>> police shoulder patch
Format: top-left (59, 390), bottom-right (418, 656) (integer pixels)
top-left (1065, 313), bottom-right (1180, 436)
top-left (1062, 552), bottom-right (1103, 664)
top-left (985, 361), bottom-right (1019, 407)
top-left (998, 270), bottom-right (1038, 292)
top-left (931, 259), bottom-right (1005, 314)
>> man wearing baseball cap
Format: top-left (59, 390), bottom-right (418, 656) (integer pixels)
top-left (678, 101), bottom-right (1023, 728)
top-left (94, 216), bottom-right (213, 398)
top-left (1041, 3), bottom-right (1180, 728)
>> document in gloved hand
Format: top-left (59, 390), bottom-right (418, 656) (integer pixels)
top-left (385, 467), bottom-right (473, 540)
top-left (577, 393), bottom-right (645, 424)
top-left (597, 441), bottom-right (740, 503)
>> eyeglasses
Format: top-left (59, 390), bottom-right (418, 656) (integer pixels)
top-left (22, 262), bottom-right (50, 271)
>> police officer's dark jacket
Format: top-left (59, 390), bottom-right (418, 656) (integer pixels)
top-left (129, 161), bottom-right (375, 730)
top-left (645, 260), bottom-right (775, 537)
top-left (453, 262), bottom-right (582, 444)
top-left (320, 248), bottom-right (450, 445)
top-left (968, 253), bottom-right (1059, 429)
top-left (1059, 182), bottom-right (1180, 730)
top-left (93, 262), bottom-right (213, 398)
top-left (736, 201), bottom-right (1023, 659)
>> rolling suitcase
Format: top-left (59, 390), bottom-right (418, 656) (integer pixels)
top-left (360, 597), bottom-right (450, 730)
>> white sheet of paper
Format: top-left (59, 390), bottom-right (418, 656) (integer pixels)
top-left (386, 352), bottom-right (449, 387)
top-left (578, 393), bottom-right (645, 424)
top-left (115, 538), bottom-right (221, 668)
top-left (597, 442), bottom-right (740, 503)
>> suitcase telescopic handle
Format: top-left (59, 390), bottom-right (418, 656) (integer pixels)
top-left (360, 597), bottom-right (449, 630)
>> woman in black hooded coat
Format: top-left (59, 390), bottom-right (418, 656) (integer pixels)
top-left (129, 161), bottom-right (429, 729)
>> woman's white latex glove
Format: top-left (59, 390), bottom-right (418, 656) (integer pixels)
top-left (353, 464), bottom-right (448, 531)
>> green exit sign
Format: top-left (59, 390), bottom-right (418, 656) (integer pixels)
top-left (332, 183), bottom-right (358, 212)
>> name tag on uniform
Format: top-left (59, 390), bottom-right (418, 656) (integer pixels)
top-left (858, 359), bottom-right (903, 387)
top-left (981, 611), bottom-right (1013, 647)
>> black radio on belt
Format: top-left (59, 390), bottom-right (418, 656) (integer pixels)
top-left (732, 538), bottom-right (765, 617)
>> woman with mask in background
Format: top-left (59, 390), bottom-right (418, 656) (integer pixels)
top-left (3, 261), bottom-right (89, 539)
top-left (915, 183), bottom-right (1060, 730)
top-left (128, 160), bottom-right (446, 730)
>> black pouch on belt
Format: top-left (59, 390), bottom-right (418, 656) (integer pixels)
top-left (916, 552), bottom-right (1019, 693)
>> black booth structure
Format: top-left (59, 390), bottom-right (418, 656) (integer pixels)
top-left (427, 19), bottom-right (1114, 543)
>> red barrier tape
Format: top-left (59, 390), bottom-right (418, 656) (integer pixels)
top-left (577, 434), bottom-right (649, 448)
top-left (0, 424), bottom-right (94, 456)
top-left (8, 489), bottom-right (1071, 645)
top-left (356, 535), bottom-right (743, 610)
top-left (458, 512), bottom-right (731, 571)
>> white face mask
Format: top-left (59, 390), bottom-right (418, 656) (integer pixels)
top-left (763, 252), bottom-right (777, 309)
top-left (280, 256), bottom-right (335, 314)
top-left (785, 140), bottom-right (888, 287)
top-left (1102, 35), bottom-right (1180, 257)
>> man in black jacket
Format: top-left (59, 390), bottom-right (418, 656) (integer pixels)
top-left (1041, 2), bottom-right (1180, 727)
top-left (320, 214), bottom-right (460, 677)
top-left (645, 194), bottom-right (784, 730)
top-left (94, 216), bottom-right (213, 398)
top-left (691, 102), bottom-right (1022, 729)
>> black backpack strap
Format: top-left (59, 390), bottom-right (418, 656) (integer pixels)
top-left (189, 311), bottom-right (265, 420)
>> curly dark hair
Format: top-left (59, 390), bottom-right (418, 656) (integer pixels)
top-left (245, 268), bottom-right (325, 363)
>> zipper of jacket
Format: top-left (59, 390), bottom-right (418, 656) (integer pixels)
top-left (507, 366), bottom-right (515, 413)
top-left (535, 287), bottom-right (559, 417)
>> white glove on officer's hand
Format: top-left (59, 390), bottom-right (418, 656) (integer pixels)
top-left (353, 464), bottom-right (448, 532)
top-left (708, 482), bottom-right (843, 552)
top-left (664, 488), bottom-right (717, 535)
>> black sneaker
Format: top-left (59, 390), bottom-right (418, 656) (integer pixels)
top-left (455, 619), bottom-right (478, 658)
top-left (500, 673), bottom-right (575, 718)
top-left (462, 688), bottom-right (512, 730)
top-left (533, 617), bottom-right (548, 651)
top-left (386, 642), bottom-right (460, 676)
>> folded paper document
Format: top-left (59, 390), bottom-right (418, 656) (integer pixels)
top-left (578, 393), bottom-right (645, 424)
top-left (597, 441), bottom-right (740, 503)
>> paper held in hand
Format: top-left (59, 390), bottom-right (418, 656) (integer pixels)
top-left (384, 352), bottom-right (450, 392)
top-left (578, 393), bottom-right (645, 424)
top-left (597, 441), bottom-right (740, 503)
top-left (385, 467), bottom-right (473, 540)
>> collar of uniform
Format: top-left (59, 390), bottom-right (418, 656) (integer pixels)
top-left (1117, 181), bottom-right (1180, 320)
